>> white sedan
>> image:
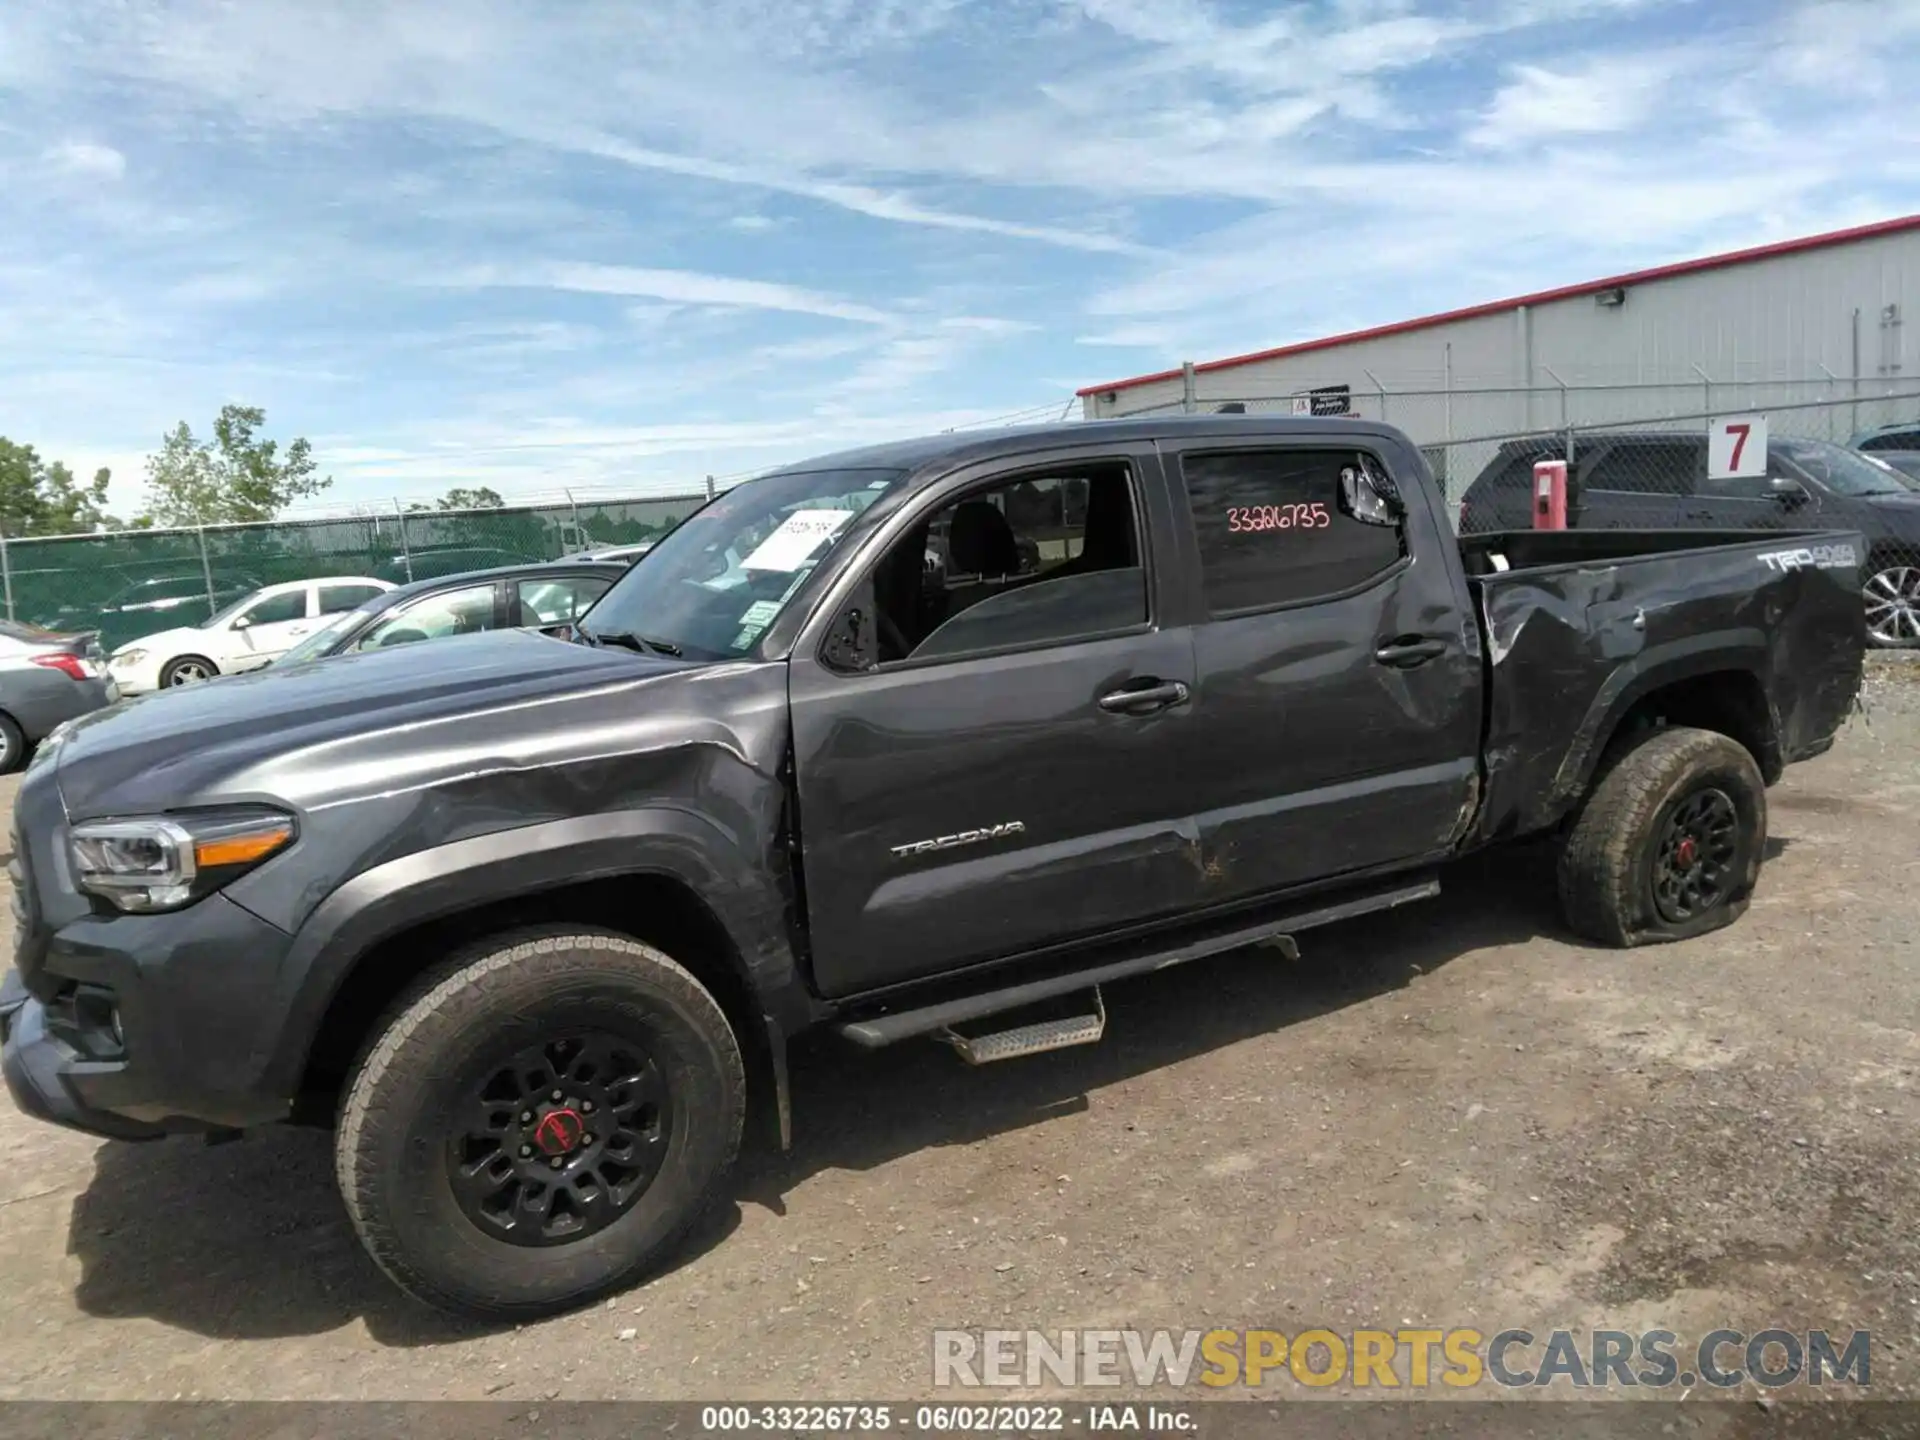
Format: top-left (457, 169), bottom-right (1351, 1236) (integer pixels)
top-left (108, 576), bottom-right (395, 693)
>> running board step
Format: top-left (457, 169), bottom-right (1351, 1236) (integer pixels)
top-left (839, 874), bottom-right (1440, 1050)
top-left (940, 989), bottom-right (1107, 1065)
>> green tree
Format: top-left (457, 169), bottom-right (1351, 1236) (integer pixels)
top-left (141, 405), bottom-right (329, 526)
top-left (438, 486), bottom-right (504, 510)
top-left (0, 438), bottom-right (118, 535)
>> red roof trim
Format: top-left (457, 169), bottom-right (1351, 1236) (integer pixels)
top-left (1076, 212), bottom-right (1920, 397)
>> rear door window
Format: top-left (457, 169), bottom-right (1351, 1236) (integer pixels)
top-left (1181, 448), bottom-right (1405, 614)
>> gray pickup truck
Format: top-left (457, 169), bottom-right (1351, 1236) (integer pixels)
top-left (3, 416), bottom-right (1866, 1320)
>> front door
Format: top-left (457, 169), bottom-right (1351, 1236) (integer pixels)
top-left (227, 586), bottom-right (314, 669)
top-left (788, 448), bottom-right (1201, 998)
top-left (1163, 439), bottom-right (1485, 900)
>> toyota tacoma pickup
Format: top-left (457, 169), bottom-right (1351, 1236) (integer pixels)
top-left (2, 416), bottom-right (1866, 1320)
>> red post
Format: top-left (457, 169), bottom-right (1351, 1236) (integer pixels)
top-left (1532, 459), bottom-right (1568, 531)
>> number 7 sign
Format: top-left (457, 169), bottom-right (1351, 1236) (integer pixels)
top-left (1709, 414), bottom-right (1769, 480)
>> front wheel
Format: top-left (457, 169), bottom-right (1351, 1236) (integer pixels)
top-left (335, 930), bottom-right (746, 1319)
top-left (1557, 726), bottom-right (1767, 947)
top-left (1863, 562), bottom-right (1920, 648)
top-left (160, 654), bottom-right (218, 687)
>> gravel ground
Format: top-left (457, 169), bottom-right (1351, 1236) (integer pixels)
top-left (1, 657), bottom-right (1918, 1408)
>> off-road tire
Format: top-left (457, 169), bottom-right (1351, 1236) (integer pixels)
top-left (335, 929), bottom-right (745, 1319)
top-left (1557, 725), bottom-right (1767, 947)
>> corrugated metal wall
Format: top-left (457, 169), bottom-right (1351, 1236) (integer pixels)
top-left (1082, 226), bottom-right (1919, 446)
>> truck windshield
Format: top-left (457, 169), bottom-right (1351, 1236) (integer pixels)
top-left (1779, 439), bottom-right (1919, 497)
top-left (578, 466), bottom-right (907, 660)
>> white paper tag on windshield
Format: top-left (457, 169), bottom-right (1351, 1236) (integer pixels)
top-left (742, 510), bottom-right (853, 572)
top-left (738, 600), bottom-right (781, 628)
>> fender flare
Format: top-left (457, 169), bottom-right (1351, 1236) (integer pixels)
top-left (1543, 632), bottom-right (1779, 827)
top-left (255, 806), bottom-right (811, 1104)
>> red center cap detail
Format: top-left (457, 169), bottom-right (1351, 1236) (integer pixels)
top-left (1675, 836), bottom-right (1699, 869)
top-left (534, 1107), bottom-right (585, 1156)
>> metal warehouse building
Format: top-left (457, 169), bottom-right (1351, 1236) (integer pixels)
top-left (1077, 214), bottom-right (1920, 492)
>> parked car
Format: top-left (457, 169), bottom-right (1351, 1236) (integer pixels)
top-left (0, 620), bottom-right (116, 772)
top-left (107, 577), bottom-right (394, 693)
top-left (1851, 421), bottom-right (1920, 454)
top-left (563, 541), bottom-right (655, 565)
top-left (1873, 451), bottom-right (1920, 483)
top-left (271, 561), bottom-right (625, 669)
top-left (1457, 431), bottom-right (1920, 647)
top-left (52, 572), bottom-right (263, 653)
top-left (3, 416), bottom-right (1865, 1319)
top-left (379, 548), bottom-right (540, 584)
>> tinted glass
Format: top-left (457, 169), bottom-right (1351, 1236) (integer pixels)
top-left (319, 583), bottom-right (385, 613)
top-left (516, 576), bottom-right (612, 625)
top-left (1583, 440), bottom-right (1702, 495)
top-left (581, 467), bottom-right (907, 661)
top-left (871, 463), bottom-right (1144, 664)
top-left (354, 583), bottom-right (498, 650)
top-left (239, 590), bottom-right (309, 626)
top-left (1182, 449), bottom-right (1404, 614)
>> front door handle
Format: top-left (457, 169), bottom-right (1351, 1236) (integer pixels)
top-left (1374, 637), bottom-right (1448, 668)
top-left (1098, 679), bottom-right (1190, 715)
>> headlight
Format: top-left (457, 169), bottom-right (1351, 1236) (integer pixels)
top-left (112, 649), bottom-right (146, 667)
top-left (69, 809), bottom-right (295, 913)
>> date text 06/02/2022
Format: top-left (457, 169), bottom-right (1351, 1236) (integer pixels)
top-left (698, 1404), bottom-right (1194, 1432)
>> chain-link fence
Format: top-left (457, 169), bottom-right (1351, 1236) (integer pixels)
top-left (1422, 390), bottom-right (1920, 647)
top-left (0, 491), bottom-right (712, 653)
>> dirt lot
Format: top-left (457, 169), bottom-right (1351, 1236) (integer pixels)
top-left (2, 662), bottom-right (1919, 1405)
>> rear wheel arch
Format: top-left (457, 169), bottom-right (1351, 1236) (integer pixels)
top-left (1562, 660), bottom-right (1780, 816)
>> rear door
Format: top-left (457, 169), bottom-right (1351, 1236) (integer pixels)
top-left (1159, 437), bottom-right (1484, 899)
top-left (1572, 438), bottom-right (1690, 528)
top-left (788, 443), bottom-right (1201, 997)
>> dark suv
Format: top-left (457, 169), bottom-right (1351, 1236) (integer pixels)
top-left (1458, 432), bottom-right (1920, 647)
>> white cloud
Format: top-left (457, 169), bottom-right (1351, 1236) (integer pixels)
top-left (450, 261), bottom-right (901, 326)
top-left (41, 139), bottom-right (125, 179)
top-left (1469, 53), bottom-right (1688, 148)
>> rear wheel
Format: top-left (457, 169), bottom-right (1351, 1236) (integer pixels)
top-left (1557, 726), bottom-right (1766, 947)
top-left (160, 654), bottom-right (218, 686)
top-left (335, 929), bottom-right (745, 1319)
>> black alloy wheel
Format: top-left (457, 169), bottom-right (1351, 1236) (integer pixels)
top-left (1650, 786), bottom-right (1740, 924)
top-left (450, 1031), bottom-right (672, 1248)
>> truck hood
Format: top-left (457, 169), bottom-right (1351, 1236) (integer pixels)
top-left (52, 629), bottom-right (710, 816)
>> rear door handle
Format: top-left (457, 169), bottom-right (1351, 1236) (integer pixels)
top-left (1374, 637), bottom-right (1448, 668)
top-left (1098, 679), bottom-right (1190, 715)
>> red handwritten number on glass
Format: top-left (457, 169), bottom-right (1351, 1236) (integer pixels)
top-left (1226, 503), bottom-right (1331, 534)
top-left (1726, 423), bottom-right (1751, 471)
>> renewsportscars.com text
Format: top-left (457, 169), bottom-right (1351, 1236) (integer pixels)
top-left (932, 1328), bottom-right (1870, 1390)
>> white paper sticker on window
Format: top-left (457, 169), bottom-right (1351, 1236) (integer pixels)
top-left (742, 510), bottom-right (853, 572)
top-left (738, 599), bottom-right (781, 628)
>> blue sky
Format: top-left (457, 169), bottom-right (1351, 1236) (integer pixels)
top-left (2, 0), bottom-right (1918, 517)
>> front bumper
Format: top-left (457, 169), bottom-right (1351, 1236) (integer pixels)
top-left (3, 997), bottom-right (168, 1141)
top-left (3, 893), bottom-right (303, 1139)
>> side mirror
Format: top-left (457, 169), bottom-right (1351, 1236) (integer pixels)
top-left (1769, 475), bottom-right (1810, 505)
top-left (231, 615), bottom-right (252, 630)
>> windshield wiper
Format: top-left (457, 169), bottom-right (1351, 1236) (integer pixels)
top-left (588, 629), bottom-right (682, 657)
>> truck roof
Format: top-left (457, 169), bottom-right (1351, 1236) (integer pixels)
top-left (760, 414), bottom-right (1389, 483)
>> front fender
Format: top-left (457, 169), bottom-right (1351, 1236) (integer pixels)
top-left (253, 806), bottom-right (810, 1101)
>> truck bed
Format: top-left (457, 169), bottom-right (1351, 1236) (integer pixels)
top-left (1458, 527), bottom-right (1867, 844)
